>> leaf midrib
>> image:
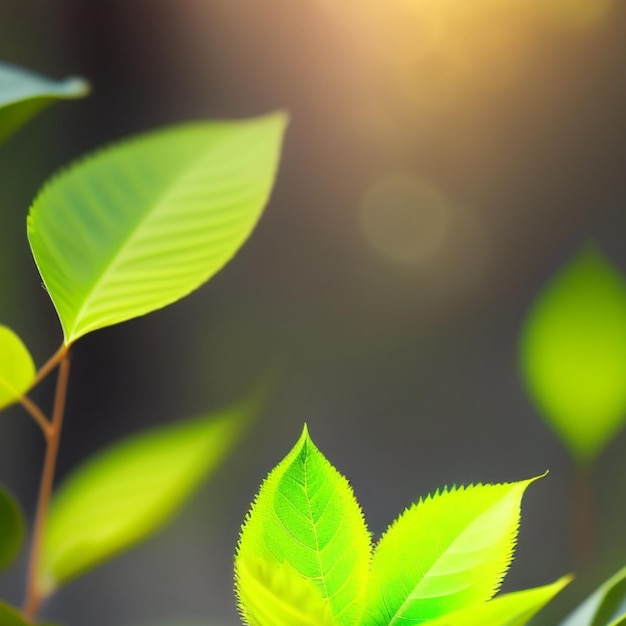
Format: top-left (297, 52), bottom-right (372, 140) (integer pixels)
top-left (302, 445), bottom-right (331, 603)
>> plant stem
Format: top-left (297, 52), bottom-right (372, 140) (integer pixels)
top-left (23, 354), bottom-right (71, 623)
top-left (32, 344), bottom-right (69, 387)
top-left (572, 465), bottom-right (594, 569)
top-left (18, 395), bottom-right (52, 437)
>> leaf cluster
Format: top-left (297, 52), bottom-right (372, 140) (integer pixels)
top-left (235, 426), bottom-right (569, 626)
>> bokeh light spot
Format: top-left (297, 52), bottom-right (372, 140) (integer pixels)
top-left (360, 175), bottom-right (449, 265)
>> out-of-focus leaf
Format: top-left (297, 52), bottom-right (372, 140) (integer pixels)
top-left (39, 396), bottom-right (257, 597)
top-left (0, 62), bottom-right (88, 145)
top-left (559, 565), bottom-right (626, 626)
top-left (520, 244), bottom-right (626, 465)
top-left (28, 112), bottom-right (288, 345)
top-left (235, 425), bottom-right (370, 626)
top-left (420, 576), bottom-right (571, 626)
top-left (236, 556), bottom-right (338, 626)
top-left (0, 601), bottom-right (28, 626)
top-left (0, 483), bottom-right (24, 570)
top-left (362, 477), bottom-right (542, 625)
top-left (0, 325), bottom-right (36, 411)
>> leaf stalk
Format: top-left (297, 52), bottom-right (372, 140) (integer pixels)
top-left (23, 353), bottom-right (71, 622)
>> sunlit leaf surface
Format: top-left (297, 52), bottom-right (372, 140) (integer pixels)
top-left (40, 397), bottom-right (256, 596)
top-left (520, 245), bottom-right (626, 464)
top-left (28, 112), bottom-right (287, 344)
top-left (559, 565), bottom-right (626, 626)
top-left (362, 477), bottom-right (540, 625)
top-left (235, 426), bottom-right (370, 626)
top-left (420, 576), bottom-right (571, 626)
top-left (0, 484), bottom-right (24, 570)
top-left (0, 325), bottom-right (36, 411)
top-left (0, 62), bottom-right (88, 146)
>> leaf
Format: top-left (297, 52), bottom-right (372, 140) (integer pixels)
top-left (0, 62), bottom-right (88, 145)
top-left (362, 477), bottom-right (542, 626)
top-left (0, 601), bottom-right (28, 626)
top-left (28, 112), bottom-right (288, 345)
top-left (235, 426), bottom-right (371, 626)
top-left (39, 395), bottom-right (257, 597)
top-left (236, 556), bottom-right (338, 626)
top-left (519, 244), bottom-right (626, 464)
top-left (0, 483), bottom-right (25, 570)
top-left (559, 565), bottom-right (626, 626)
top-left (0, 325), bottom-right (36, 411)
top-left (420, 576), bottom-right (571, 626)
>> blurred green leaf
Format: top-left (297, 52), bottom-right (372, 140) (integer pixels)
top-left (0, 62), bottom-right (88, 145)
top-left (236, 555), bottom-right (338, 626)
top-left (420, 576), bottom-right (571, 626)
top-left (235, 425), bottom-right (370, 626)
top-left (0, 601), bottom-right (28, 626)
top-left (520, 244), bottom-right (626, 464)
top-left (0, 483), bottom-right (24, 570)
top-left (39, 396), bottom-right (257, 597)
top-left (0, 325), bottom-right (36, 411)
top-left (362, 477), bottom-right (541, 625)
top-left (559, 565), bottom-right (626, 626)
top-left (28, 112), bottom-right (288, 345)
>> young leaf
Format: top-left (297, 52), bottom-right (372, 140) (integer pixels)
top-left (0, 62), bottom-right (88, 146)
top-left (0, 325), bottom-right (36, 411)
top-left (235, 426), bottom-right (371, 626)
top-left (559, 565), bottom-right (626, 626)
top-left (0, 601), bottom-right (29, 626)
top-left (0, 483), bottom-right (25, 570)
top-left (420, 576), bottom-right (571, 626)
top-left (519, 244), bottom-right (626, 465)
top-left (236, 556), bottom-right (337, 626)
top-left (39, 396), bottom-right (257, 597)
top-left (362, 477), bottom-right (541, 625)
top-left (28, 112), bottom-right (288, 345)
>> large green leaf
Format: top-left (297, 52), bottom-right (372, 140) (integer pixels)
top-left (362, 477), bottom-right (541, 626)
top-left (0, 601), bottom-right (29, 626)
top-left (0, 62), bottom-right (88, 145)
top-left (420, 576), bottom-right (571, 626)
top-left (0, 483), bottom-right (24, 570)
top-left (28, 112), bottom-right (287, 345)
top-left (559, 566), bottom-right (626, 626)
top-left (519, 244), bottom-right (626, 464)
top-left (235, 426), bottom-right (371, 626)
top-left (0, 325), bottom-right (36, 411)
top-left (39, 396), bottom-right (256, 597)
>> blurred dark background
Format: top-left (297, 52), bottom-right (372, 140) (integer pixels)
top-left (1, 1), bottom-right (626, 624)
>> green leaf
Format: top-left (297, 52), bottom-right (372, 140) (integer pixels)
top-left (0, 601), bottom-right (28, 626)
top-left (28, 112), bottom-right (288, 345)
top-left (420, 576), bottom-right (571, 626)
top-left (362, 477), bottom-right (542, 626)
top-left (39, 396), bottom-right (256, 597)
top-left (0, 483), bottom-right (25, 570)
top-left (0, 325), bottom-right (36, 411)
top-left (559, 565), bottom-right (626, 626)
top-left (235, 426), bottom-right (371, 626)
top-left (236, 556), bottom-right (338, 626)
top-left (0, 62), bottom-right (88, 145)
top-left (519, 244), bottom-right (626, 464)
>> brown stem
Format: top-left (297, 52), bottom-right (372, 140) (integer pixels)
top-left (23, 354), bottom-right (71, 622)
top-left (572, 465), bottom-right (595, 570)
top-left (32, 344), bottom-right (69, 387)
top-left (18, 395), bottom-right (52, 437)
